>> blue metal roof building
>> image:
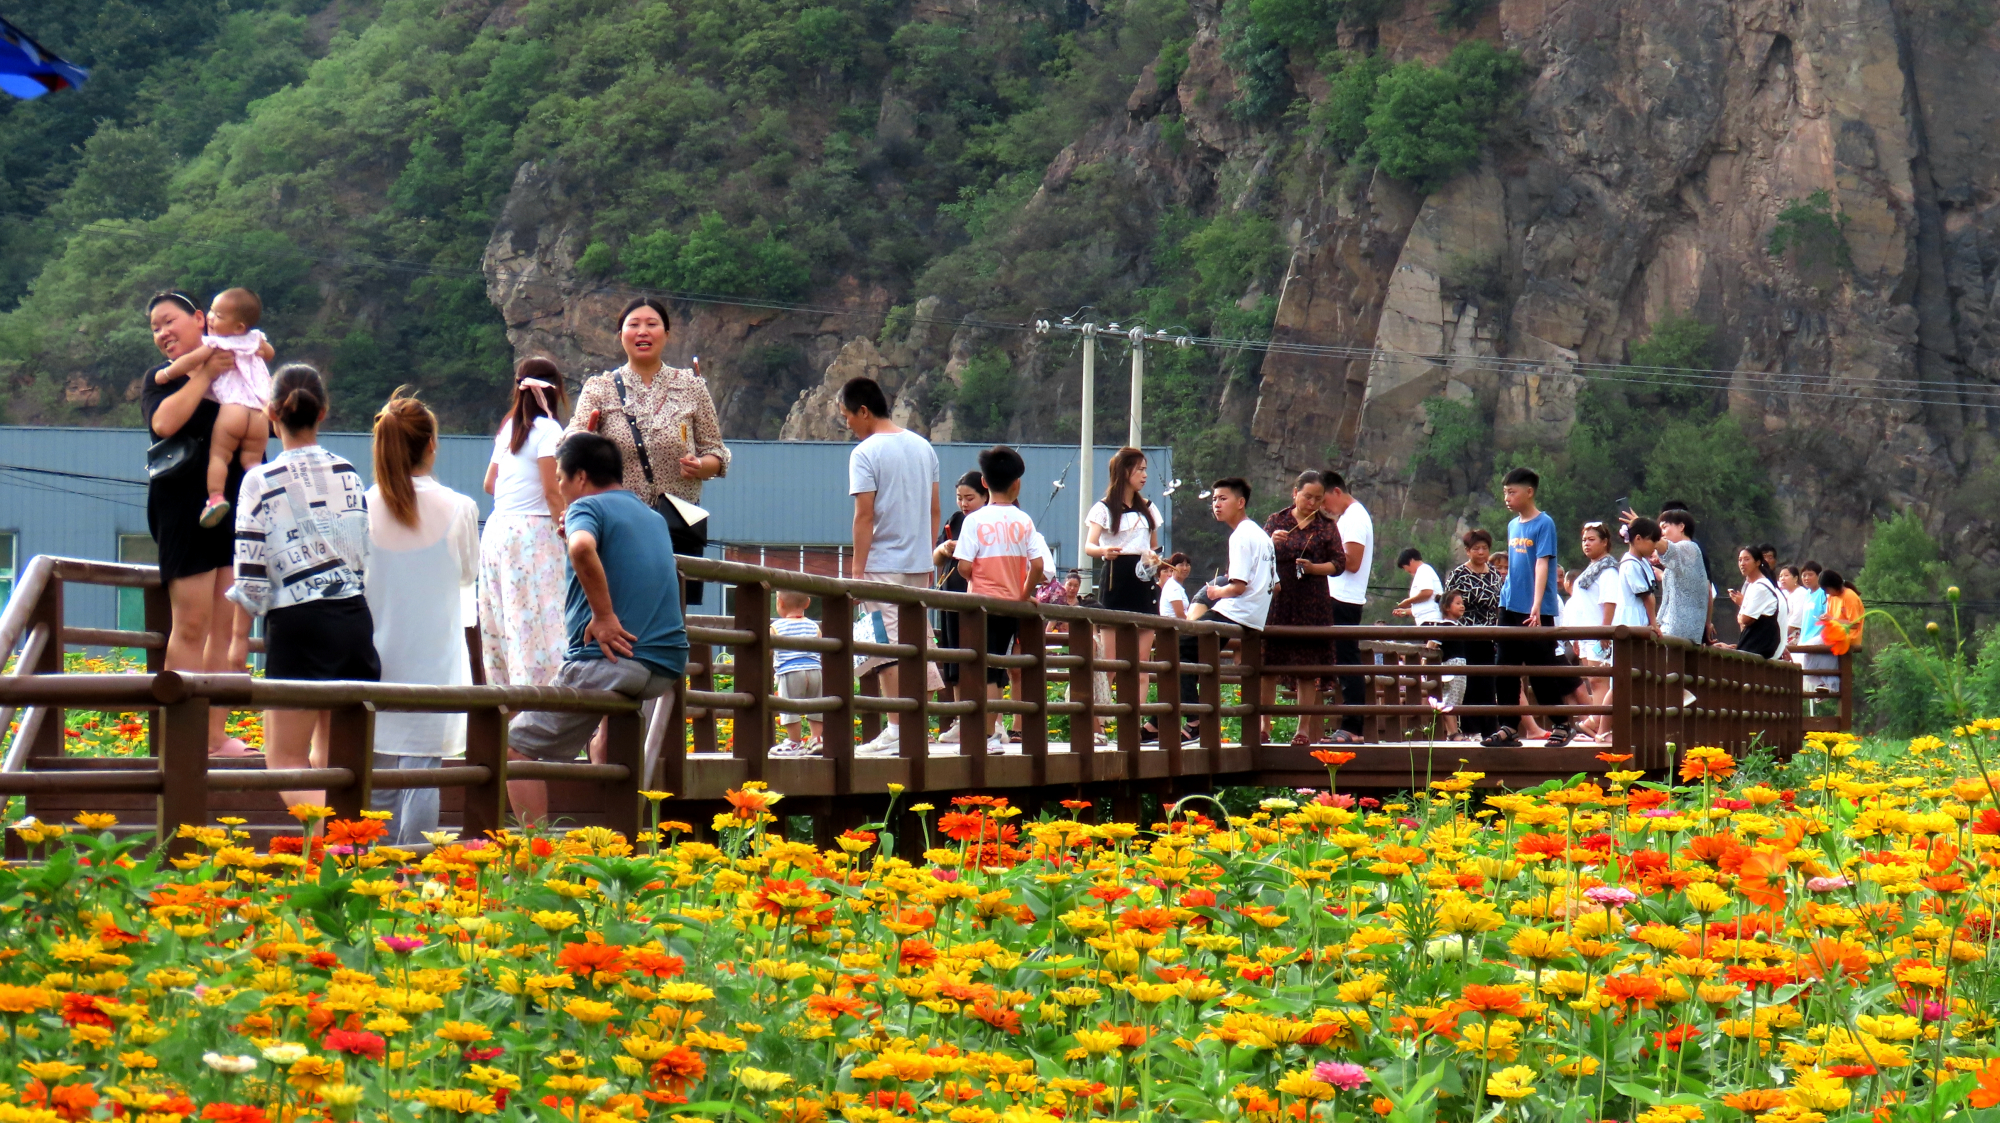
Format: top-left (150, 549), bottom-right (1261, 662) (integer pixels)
top-left (0, 427), bottom-right (1172, 629)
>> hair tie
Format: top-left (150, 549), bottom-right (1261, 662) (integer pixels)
top-left (519, 377), bottom-right (556, 416)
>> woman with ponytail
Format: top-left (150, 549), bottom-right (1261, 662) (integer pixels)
top-left (228, 363), bottom-right (378, 809)
top-left (364, 388), bottom-right (479, 843)
top-left (479, 358), bottom-right (571, 687)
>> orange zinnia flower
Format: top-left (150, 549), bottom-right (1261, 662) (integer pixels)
top-left (1117, 907), bottom-right (1176, 935)
top-left (324, 818), bottom-right (387, 848)
top-left (967, 1001), bottom-right (1022, 1034)
top-left (555, 939), bottom-right (629, 979)
top-left (724, 787), bottom-right (770, 819)
top-left (1719, 1089), bottom-right (1789, 1111)
top-left (1733, 849), bottom-right (1790, 909)
top-left (1796, 938), bottom-right (1870, 985)
top-left (1310, 750), bottom-right (1357, 767)
top-left (1600, 974), bottom-right (1664, 1008)
top-left (806, 994), bottom-right (869, 1022)
top-left (1973, 1059), bottom-right (2000, 1109)
top-left (650, 1047), bottom-right (706, 1094)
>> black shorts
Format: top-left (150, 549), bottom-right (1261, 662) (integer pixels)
top-left (985, 614), bottom-right (1019, 686)
top-left (264, 596), bottom-right (383, 682)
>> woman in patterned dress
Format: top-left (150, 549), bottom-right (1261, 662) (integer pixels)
top-left (1261, 471), bottom-right (1345, 746)
top-left (567, 297), bottom-right (731, 600)
top-left (1444, 529), bottom-right (1502, 740)
top-left (478, 358), bottom-right (570, 687)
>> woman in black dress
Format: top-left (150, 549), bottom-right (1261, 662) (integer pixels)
top-left (931, 470), bottom-right (988, 741)
top-left (1262, 471), bottom-right (1345, 746)
top-left (143, 291), bottom-right (257, 755)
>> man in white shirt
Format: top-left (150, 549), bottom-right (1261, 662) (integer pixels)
top-left (842, 376), bottom-right (941, 752)
top-left (1393, 548), bottom-right (1443, 623)
top-left (1322, 470), bottom-right (1372, 744)
top-left (1201, 477), bottom-right (1274, 631)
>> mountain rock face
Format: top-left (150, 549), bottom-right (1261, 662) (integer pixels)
top-left (482, 0), bottom-right (2000, 569)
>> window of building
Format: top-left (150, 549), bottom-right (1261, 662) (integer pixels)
top-left (117, 536), bottom-right (160, 658)
top-left (0, 532), bottom-right (14, 610)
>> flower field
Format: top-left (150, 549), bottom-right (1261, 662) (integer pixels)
top-left (4, 730), bottom-right (2000, 1123)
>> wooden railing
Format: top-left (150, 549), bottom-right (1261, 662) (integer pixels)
top-left (0, 554), bottom-right (1848, 843)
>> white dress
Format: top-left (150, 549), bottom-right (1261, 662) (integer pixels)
top-left (203, 330), bottom-right (271, 409)
top-left (363, 476), bottom-right (480, 758)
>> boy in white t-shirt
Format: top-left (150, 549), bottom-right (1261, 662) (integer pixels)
top-left (1392, 548), bottom-right (1444, 623)
top-left (1614, 518), bottom-right (1661, 630)
top-left (951, 445), bottom-right (1044, 750)
top-left (1201, 478), bottom-right (1275, 631)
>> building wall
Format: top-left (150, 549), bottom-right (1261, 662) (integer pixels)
top-left (0, 428), bottom-right (1171, 628)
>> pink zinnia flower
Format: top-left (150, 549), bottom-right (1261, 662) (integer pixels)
top-left (380, 935), bottom-right (424, 954)
top-left (932, 869), bottom-right (959, 882)
top-left (1806, 876), bottom-right (1852, 892)
top-left (1903, 995), bottom-right (1947, 1022)
top-left (1583, 886), bottom-right (1637, 908)
top-left (1312, 1061), bottom-right (1369, 1091)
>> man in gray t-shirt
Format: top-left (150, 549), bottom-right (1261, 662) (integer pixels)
top-left (841, 376), bottom-right (942, 752)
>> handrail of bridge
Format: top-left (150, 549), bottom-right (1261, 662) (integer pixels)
top-left (0, 557), bottom-right (642, 851)
top-left (0, 554), bottom-right (1849, 843)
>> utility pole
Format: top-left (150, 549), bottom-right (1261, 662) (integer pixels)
top-left (1127, 323), bottom-right (1145, 448)
top-left (1033, 315), bottom-right (1192, 589)
top-left (1078, 321), bottom-right (1095, 585)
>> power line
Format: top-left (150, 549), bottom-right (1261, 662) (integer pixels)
top-left (10, 211), bottom-right (2000, 411)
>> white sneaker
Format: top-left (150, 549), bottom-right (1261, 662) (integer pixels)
top-left (937, 723), bottom-right (962, 744)
top-left (771, 739), bottom-right (816, 758)
top-left (987, 731), bottom-right (1015, 754)
top-left (856, 726), bottom-right (901, 756)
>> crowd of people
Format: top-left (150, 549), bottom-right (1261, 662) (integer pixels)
top-left (138, 286), bottom-right (1864, 834)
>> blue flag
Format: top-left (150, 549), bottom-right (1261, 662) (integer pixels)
top-left (0, 16), bottom-right (88, 100)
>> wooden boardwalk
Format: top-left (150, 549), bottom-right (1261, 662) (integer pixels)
top-left (0, 555), bottom-right (1852, 843)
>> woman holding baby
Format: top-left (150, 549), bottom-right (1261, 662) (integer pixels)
top-left (142, 290), bottom-right (262, 755)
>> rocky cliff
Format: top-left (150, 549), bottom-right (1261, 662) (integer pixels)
top-left (481, 0), bottom-right (2000, 572)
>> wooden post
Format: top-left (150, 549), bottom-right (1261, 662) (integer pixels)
top-left (1609, 629), bottom-right (1634, 765)
top-left (27, 575), bottom-right (62, 763)
top-left (602, 708), bottom-right (644, 840)
top-left (464, 627), bottom-right (487, 686)
top-left (824, 592), bottom-right (856, 796)
top-left (1835, 652), bottom-right (1853, 733)
top-left (1160, 627), bottom-right (1183, 779)
top-left (326, 703), bottom-right (375, 822)
top-left (463, 706), bottom-right (508, 839)
top-left (897, 594), bottom-right (929, 792)
top-left (733, 579), bottom-right (773, 783)
top-left (1198, 632), bottom-right (1223, 763)
top-left (690, 638), bottom-right (718, 756)
top-left (1074, 620), bottom-right (1097, 772)
top-left (1238, 628), bottom-right (1265, 748)
top-left (1021, 614), bottom-right (1048, 788)
top-left (157, 696), bottom-right (209, 857)
top-left (964, 606), bottom-right (989, 791)
top-left (143, 581), bottom-right (172, 759)
top-left (1115, 623), bottom-right (1141, 775)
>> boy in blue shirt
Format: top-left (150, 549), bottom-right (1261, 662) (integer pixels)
top-left (508, 432), bottom-right (688, 822)
top-left (1485, 467), bottom-right (1580, 748)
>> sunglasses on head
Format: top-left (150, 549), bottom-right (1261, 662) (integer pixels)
top-left (148, 291), bottom-right (199, 315)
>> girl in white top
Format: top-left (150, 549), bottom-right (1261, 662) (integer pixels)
top-left (1086, 448), bottom-right (1165, 740)
top-left (1730, 547), bottom-right (1786, 659)
top-left (478, 360), bottom-right (571, 688)
top-left (365, 392), bottom-right (480, 844)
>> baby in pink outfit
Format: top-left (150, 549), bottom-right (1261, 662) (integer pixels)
top-left (153, 287), bottom-right (274, 526)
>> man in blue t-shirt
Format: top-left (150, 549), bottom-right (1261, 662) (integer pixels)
top-left (509, 432), bottom-right (688, 822)
top-left (1484, 466), bottom-right (1580, 748)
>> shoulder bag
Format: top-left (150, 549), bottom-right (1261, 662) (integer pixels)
top-left (146, 432), bottom-right (201, 480)
top-left (610, 371), bottom-right (710, 604)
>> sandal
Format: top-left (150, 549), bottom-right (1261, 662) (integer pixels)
top-left (1480, 727), bottom-right (1522, 748)
top-left (1328, 729), bottom-right (1367, 746)
top-left (1543, 724), bottom-right (1577, 749)
top-left (1289, 731), bottom-right (1312, 748)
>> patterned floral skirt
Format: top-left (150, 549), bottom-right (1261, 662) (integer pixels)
top-left (477, 513), bottom-right (568, 687)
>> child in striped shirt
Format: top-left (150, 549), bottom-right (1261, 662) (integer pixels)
top-left (772, 589), bottom-right (824, 754)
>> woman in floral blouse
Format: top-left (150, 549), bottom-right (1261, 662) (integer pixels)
top-left (1444, 529), bottom-right (1502, 741)
top-left (568, 297), bottom-right (730, 599)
